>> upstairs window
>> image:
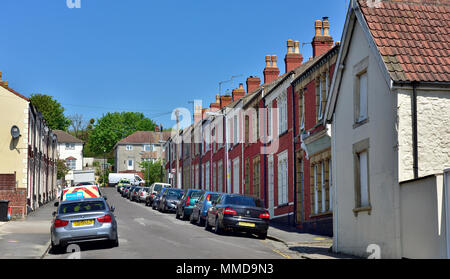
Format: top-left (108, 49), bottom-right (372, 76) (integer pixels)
top-left (65, 143), bottom-right (75, 150)
top-left (277, 94), bottom-right (288, 135)
top-left (126, 145), bottom-right (133, 151)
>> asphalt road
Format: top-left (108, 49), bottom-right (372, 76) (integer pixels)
top-left (43, 187), bottom-right (285, 259)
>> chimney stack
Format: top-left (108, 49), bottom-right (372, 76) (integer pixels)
top-left (263, 55), bottom-right (280, 84)
top-left (232, 83), bottom-right (246, 102)
top-left (284, 39), bottom-right (303, 73)
top-left (210, 96), bottom-right (220, 112)
top-left (220, 95), bottom-right (233, 109)
top-left (194, 104), bottom-right (203, 124)
top-left (246, 76), bottom-right (261, 95)
top-left (312, 17), bottom-right (334, 58)
top-left (155, 125), bottom-right (160, 132)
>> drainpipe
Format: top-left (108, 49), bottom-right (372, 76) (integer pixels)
top-left (412, 82), bottom-right (419, 179)
top-left (262, 88), bottom-right (268, 210)
top-left (291, 85), bottom-right (298, 227)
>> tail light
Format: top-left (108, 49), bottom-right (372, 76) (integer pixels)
top-left (140, 192), bottom-right (143, 196)
top-left (97, 214), bottom-right (112, 223)
top-left (54, 219), bottom-right (69, 228)
top-left (186, 196), bottom-right (191, 206)
top-left (223, 208), bottom-right (237, 215)
top-left (259, 212), bottom-right (270, 219)
top-left (206, 194), bottom-right (211, 201)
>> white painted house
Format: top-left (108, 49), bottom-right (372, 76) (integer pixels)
top-left (325, 0), bottom-right (450, 258)
top-left (53, 130), bottom-right (84, 186)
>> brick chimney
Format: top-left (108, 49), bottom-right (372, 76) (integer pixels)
top-left (232, 83), bottom-right (246, 102)
top-left (155, 125), bottom-right (160, 132)
top-left (284, 39), bottom-right (303, 73)
top-left (210, 95), bottom-right (220, 112)
top-left (246, 76), bottom-right (261, 95)
top-left (263, 55), bottom-right (280, 84)
top-left (220, 95), bottom-right (233, 109)
top-left (312, 17), bottom-right (334, 58)
top-left (194, 104), bottom-right (203, 124)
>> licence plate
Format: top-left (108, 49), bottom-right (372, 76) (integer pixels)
top-left (73, 220), bottom-right (94, 227)
top-left (238, 222), bottom-right (255, 228)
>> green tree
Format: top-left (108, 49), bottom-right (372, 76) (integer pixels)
top-left (140, 160), bottom-right (164, 186)
top-left (56, 159), bottom-right (69, 180)
top-left (30, 94), bottom-right (71, 131)
top-left (88, 112), bottom-right (156, 155)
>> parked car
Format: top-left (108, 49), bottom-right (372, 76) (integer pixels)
top-left (158, 189), bottom-right (184, 212)
top-left (127, 186), bottom-right (137, 199)
top-left (175, 189), bottom-right (204, 220)
top-left (138, 187), bottom-right (150, 203)
top-left (116, 179), bottom-right (131, 192)
top-left (121, 186), bottom-right (131, 197)
top-left (190, 191), bottom-right (222, 225)
top-left (129, 186), bottom-right (142, 201)
top-left (204, 194), bottom-right (270, 239)
top-left (152, 187), bottom-right (171, 210)
top-left (145, 183), bottom-right (172, 207)
top-left (51, 198), bottom-right (118, 252)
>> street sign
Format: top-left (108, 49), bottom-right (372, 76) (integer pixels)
top-left (171, 169), bottom-right (176, 174)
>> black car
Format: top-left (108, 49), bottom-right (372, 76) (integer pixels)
top-left (127, 186), bottom-right (137, 199)
top-left (152, 187), bottom-right (170, 210)
top-left (121, 186), bottom-right (131, 197)
top-left (205, 194), bottom-right (270, 239)
top-left (159, 189), bottom-right (184, 213)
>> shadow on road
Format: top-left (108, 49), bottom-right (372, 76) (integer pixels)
top-left (48, 240), bottom-right (117, 255)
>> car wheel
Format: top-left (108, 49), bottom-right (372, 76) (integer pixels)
top-left (181, 209), bottom-right (186, 220)
top-left (204, 216), bottom-right (211, 231)
top-left (258, 232), bottom-right (267, 240)
top-left (189, 212), bottom-right (195, 224)
top-left (214, 217), bottom-right (223, 235)
top-left (175, 209), bottom-right (180, 219)
top-left (197, 215), bottom-right (204, 226)
top-left (110, 238), bottom-right (119, 248)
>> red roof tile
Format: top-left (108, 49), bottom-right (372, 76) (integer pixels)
top-left (358, 0), bottom-right (450, 83)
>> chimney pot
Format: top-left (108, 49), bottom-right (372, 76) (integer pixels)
top-left (265, 55), bottom-right (271, 68)
top-left (287, 39), bottom-right (294, 54)
top-left (315, 20), bottom-right (323, 37)
top-left (294, 41), bottom-right (300, 54)
top-left (3, 81), bottom-right (8, 88)
top-left (323, 17), bottom-right (330, 37)
top-left (239, 83), bottom-right (244, 89)
top-left (271, 55), bottom-right (278, 68)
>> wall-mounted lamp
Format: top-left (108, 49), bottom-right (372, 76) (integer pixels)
top-left (11, 125), bottom-right (21, 139)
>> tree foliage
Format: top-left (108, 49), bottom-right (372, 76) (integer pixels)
top-left (56, 159), bottom-right (69, 180)
top-left (30, 94), bottom-right (71, 131)
top-left (88, 112), bottom-right (156, 155)
top-left (140, 160), bottom-right (164, 186)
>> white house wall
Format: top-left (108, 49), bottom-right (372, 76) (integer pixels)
top-left (397, 89), bottom-right (450, 182)
top-left (332, 21), bottom-right (400, 258)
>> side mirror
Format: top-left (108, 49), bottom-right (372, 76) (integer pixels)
top-left (52, 211), bottom-right (56, 217)
top-left (110, 205), bottom-right (115, 212)
top-left (103, 196), bottom-right (108, 201)
top-left (54, 201), bottom-right (59, 207)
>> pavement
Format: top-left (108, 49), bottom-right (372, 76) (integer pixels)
top-left (266, 224), bottom-right (359, 259)
top-left (0, 200), bottom-right (54, 259)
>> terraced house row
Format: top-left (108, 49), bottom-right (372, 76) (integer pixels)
top-left (164, 0), bottom-right (450, 259)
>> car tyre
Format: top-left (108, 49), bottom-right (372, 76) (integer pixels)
top-left (175, 209), bottom-right (180, 219)
top-left (204, 216), bottom-right (211, 231)
top-left (197, 215), bottom-right (204, 226)
top-left (214, 217), bottom-right (223, 235)
top-left (180, 209), bottom-right (186, 220)
top-left (258, 232), bottom-right (267, 240)
top-left (189, 212), bottom-right (195, 224)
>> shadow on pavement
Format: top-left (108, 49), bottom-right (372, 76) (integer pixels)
top-left (48, 240), bottom-right (118, 255)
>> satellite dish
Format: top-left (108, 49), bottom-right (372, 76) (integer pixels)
top-left (11, 125), bottom-right (21, 139)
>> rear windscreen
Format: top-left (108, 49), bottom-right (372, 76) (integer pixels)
top-left (190, 191), bottom-right (204, 199)
top-left (59, 201), bottom-right (106, 214)
top-left (154, 185), bottom-right (162, 191)
top-left (225, 196), bottom-right (263, 207)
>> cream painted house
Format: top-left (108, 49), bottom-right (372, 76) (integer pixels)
top-left (0, 74), bottom-right (58, 217)
top-left (325, 0), bottom-right (450, 258)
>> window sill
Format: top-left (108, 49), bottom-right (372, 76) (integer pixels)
top-left (353, 118), bottom-right (369, 129)
top-left (353, 206), bottom-right (372, 217)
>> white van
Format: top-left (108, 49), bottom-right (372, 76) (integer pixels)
top-left (108, 173), bottom-right (144, 187)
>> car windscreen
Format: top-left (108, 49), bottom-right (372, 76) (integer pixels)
top-left (209, 193), bottom-right (221, 202)
top-left (167, 192), bottom-right (183, 199)
top-left (154, 185), bottom-right (162, 192)
top-left (225, 196), bottom-right (263, 207)
top-left (190, 191), bottom-right (204, 199)
top-left (59, 201), bottom-right (106, 214)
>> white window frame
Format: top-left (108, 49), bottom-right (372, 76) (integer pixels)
top-left (126, 145), bottom-right (133, 151)
top-left (358, 72), bottom-right (368, 122)
top-left (277, 151), bottom-right (289, 205)
top-left (277, 94), bottom-right (288, 135)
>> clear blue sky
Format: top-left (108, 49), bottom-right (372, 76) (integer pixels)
top-left (0, 0), bottom-right (348, 130)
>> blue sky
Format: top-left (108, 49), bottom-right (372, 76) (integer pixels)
top-left (0, 0), bottom-right (348, 130)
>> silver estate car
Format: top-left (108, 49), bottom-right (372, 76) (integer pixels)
top-left (51, 198), bottom-right (118, 252)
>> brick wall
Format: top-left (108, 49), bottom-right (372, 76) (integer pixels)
top-left (0, 173), bottom-right (27, 218)
top-left (0, 173), bottom-right (16, 190)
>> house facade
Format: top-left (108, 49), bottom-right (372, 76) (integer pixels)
top-left (53, 130), bottom-right (84, 186)
top-left (325, 0), bottom-right (450, 258)
top-left (0, 73), bottom-right (57, 217)
top-left (114, 131), bottom-right (171, 175)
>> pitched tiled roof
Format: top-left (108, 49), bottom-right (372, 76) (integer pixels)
top-left (53, 130), bottom-right (84, 144)
top-left (358, 0), bottom-right (450, 83)
top-left (117, 131), bottom-right (172, 145)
